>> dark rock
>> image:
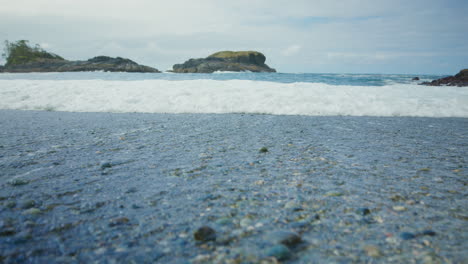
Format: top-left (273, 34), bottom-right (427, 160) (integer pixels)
top-left (172, 51), bottom-right (276, 73)
top-left (420, 230), bottom-right (437, 236)
top-left (2, 56), bottom-right (160, 73)
top-left (20, 200), bottom-right (36, 209)
top-left (101, 162), bottom-right (112, 169)
top-left (1, 41), bottom-right (160, 73)
top-left (268, 230), bottom-right (302, 247)
top-left (259, 147), bottom-right (269, 153)
top-left (356, 207), bottom-right (371, 216)
top-left (108, 217), bottom-right (130, 227)
top-left (194, 226), bottom-right (216, 242)
top-left (420, 69), bottom-right (468, 87)
top-left (412, 77), bottom-right (420, 81)
top-left (400, 232), bottom-right (416, 240)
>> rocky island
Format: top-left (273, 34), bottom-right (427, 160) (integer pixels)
top-left (421, 69), bottom-right (468, 87)
top-left (172, 51), bottom-right (276, 73)
top-left (0, 40), bottom-right (160, 73)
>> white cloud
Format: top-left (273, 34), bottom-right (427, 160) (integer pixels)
top-left (282, 45), bottom-right (302, 56)
top-left (0, 0), bottom-right (467, 73)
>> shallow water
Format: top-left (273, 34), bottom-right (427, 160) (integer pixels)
top-left (0, 110), bottom-right (466, 263)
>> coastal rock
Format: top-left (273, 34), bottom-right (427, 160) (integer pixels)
top-left (420, 69), bottom-right (468, 87)
top-left (0, 40), bottom-right (160, 73)
top-left (172, 51), bottom-right (276, 73)
top-left (2, 56), bottom-right (160, 73)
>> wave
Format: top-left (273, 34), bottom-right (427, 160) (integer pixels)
top-left (0, 79), bottom-right (467, 117)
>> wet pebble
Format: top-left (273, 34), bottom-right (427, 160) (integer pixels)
top-left (8, 179), bottom-right (29, 186)
top-left (400, 232), bottom-right (416, 240)
top-left (126, 187), bottom-right (138, 193)
top-left (108, 217), bottom-right (130, 227)
top-left (356, 207), bottom-right (371, 216)
top-left (22, 208), bottom-right (42, 215)
top-left (363, 245), bottom-right (381, 257)
top-left (420, 230), bottom-right (437, 237)
top-left (215, 217), bottom-right (232, 226)
top-left (266, 244), bottom-right (291, 260)
top-left (239, 218), bottom-right (253, 228)
top-left (21, 200), bottom-right (37, 209)
top-left (5, 200), bottom-right (16, 209)
top-left (393, 206), bottom-right (407, 212)
top-left (100, 162), bottom-right (112, 169)
top-left (194, 226), bottom-right (216, 242)
top-left (284, 201), bottom-right (302, 211)
top-left (268, 230), bottom-right (302, 247)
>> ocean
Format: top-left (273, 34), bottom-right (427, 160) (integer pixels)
top-left (0, 72), bottom-right (467, 117)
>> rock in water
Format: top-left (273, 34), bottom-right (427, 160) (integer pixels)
top-left (420, 69), bottom-right (468, 87)
top-left (172, 51), bottom-right (276, 73)
top-left (0, 40), bottom-right (160, 73)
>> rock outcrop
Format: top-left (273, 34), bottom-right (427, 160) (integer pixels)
top-left (420, 69), bottom-right (468, 87)
top-left (1, 40), bottom-right (160, 73)
top-left (172, 51), bottom-right (276, 73)
top-left (1, 56), bottom-right (160, 73)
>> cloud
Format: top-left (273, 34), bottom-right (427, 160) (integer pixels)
top-left (282, 45), bottom-right (302, 56)
top-left (0, 0), bottom-right (467, 73)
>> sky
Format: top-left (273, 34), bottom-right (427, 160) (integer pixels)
top-left (0, 0), bottom-right (467, 74)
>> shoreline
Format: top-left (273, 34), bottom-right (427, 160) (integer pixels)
top-left (0, 110), bottom-right (466, 263)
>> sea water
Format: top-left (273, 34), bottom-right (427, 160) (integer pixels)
top-left (0, 72), bottom-right (467, 117)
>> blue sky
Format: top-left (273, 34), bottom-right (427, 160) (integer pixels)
top-left (0, 0), bottom-right (467, 74)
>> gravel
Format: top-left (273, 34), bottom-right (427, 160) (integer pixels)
top-left (0, 110), bottom-right (467, 263)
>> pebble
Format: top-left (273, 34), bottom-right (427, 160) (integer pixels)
top-left (325, 191), bottom-right (343, 197)
top-left (194, 226), bottom-right (216, 242)
top-left (108, 217), bottom-right (130, 227)
top-left (392, 206), bottom-right (407, 212)
top-left (259, 147), bottom-right (268, 153)
top-left (22, 208), bottom-right (42, 215)
top-left (240, 218), bottom-right (253, 228)
top-left (420, 230), bottom-right (437, 237)
top-left (8, 179), bottom-right (30, 186)
top-left (356, 208), bottom-right (371, 216)
top-left (5, 201), bottom-right (16, 208)
top-left (100, 162), bottom-right (112, 169)
top-left (266, 244), bottom-right (291, 260)
top-left (363, 245), bottom-right (381, 257)
top-left (400, 232), bottom-right (416, 240)
top-left (284, 201), bottom-right (301, 210)
top-left (215, 217), bottom-right (232, 225)
top-left (268, 230), bottom-right (302, 247)
top-left (21, 200), bottom-right (37, 209)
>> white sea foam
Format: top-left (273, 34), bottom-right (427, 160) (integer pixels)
top-left (0, 79), bottom-right (467, 117)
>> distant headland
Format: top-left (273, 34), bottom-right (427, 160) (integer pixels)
top-left (0, 40), bottom-right (160, 73)
top-left (171, 51), bottom-right (276, 73)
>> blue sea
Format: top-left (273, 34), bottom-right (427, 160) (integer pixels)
top-left (0, 72), bottom-right (467, 117)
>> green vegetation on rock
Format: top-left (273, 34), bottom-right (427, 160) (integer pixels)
top-left (208, 51), bottom-right (263, 59)
top-left (2, 40), bottom-right (64, 66)
top-left (1, 40), bottom-right (160, 73)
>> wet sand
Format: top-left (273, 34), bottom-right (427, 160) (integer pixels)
top-left (0, 110), bottom-right (466, 263)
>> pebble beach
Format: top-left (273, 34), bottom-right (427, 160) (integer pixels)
top-left (0, 110), bottom-right (466, 263)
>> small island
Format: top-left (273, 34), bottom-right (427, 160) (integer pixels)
top-left (0, 40), bottom-right (160, 73)
top-left (172, 51), bottom-right (276, 73)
